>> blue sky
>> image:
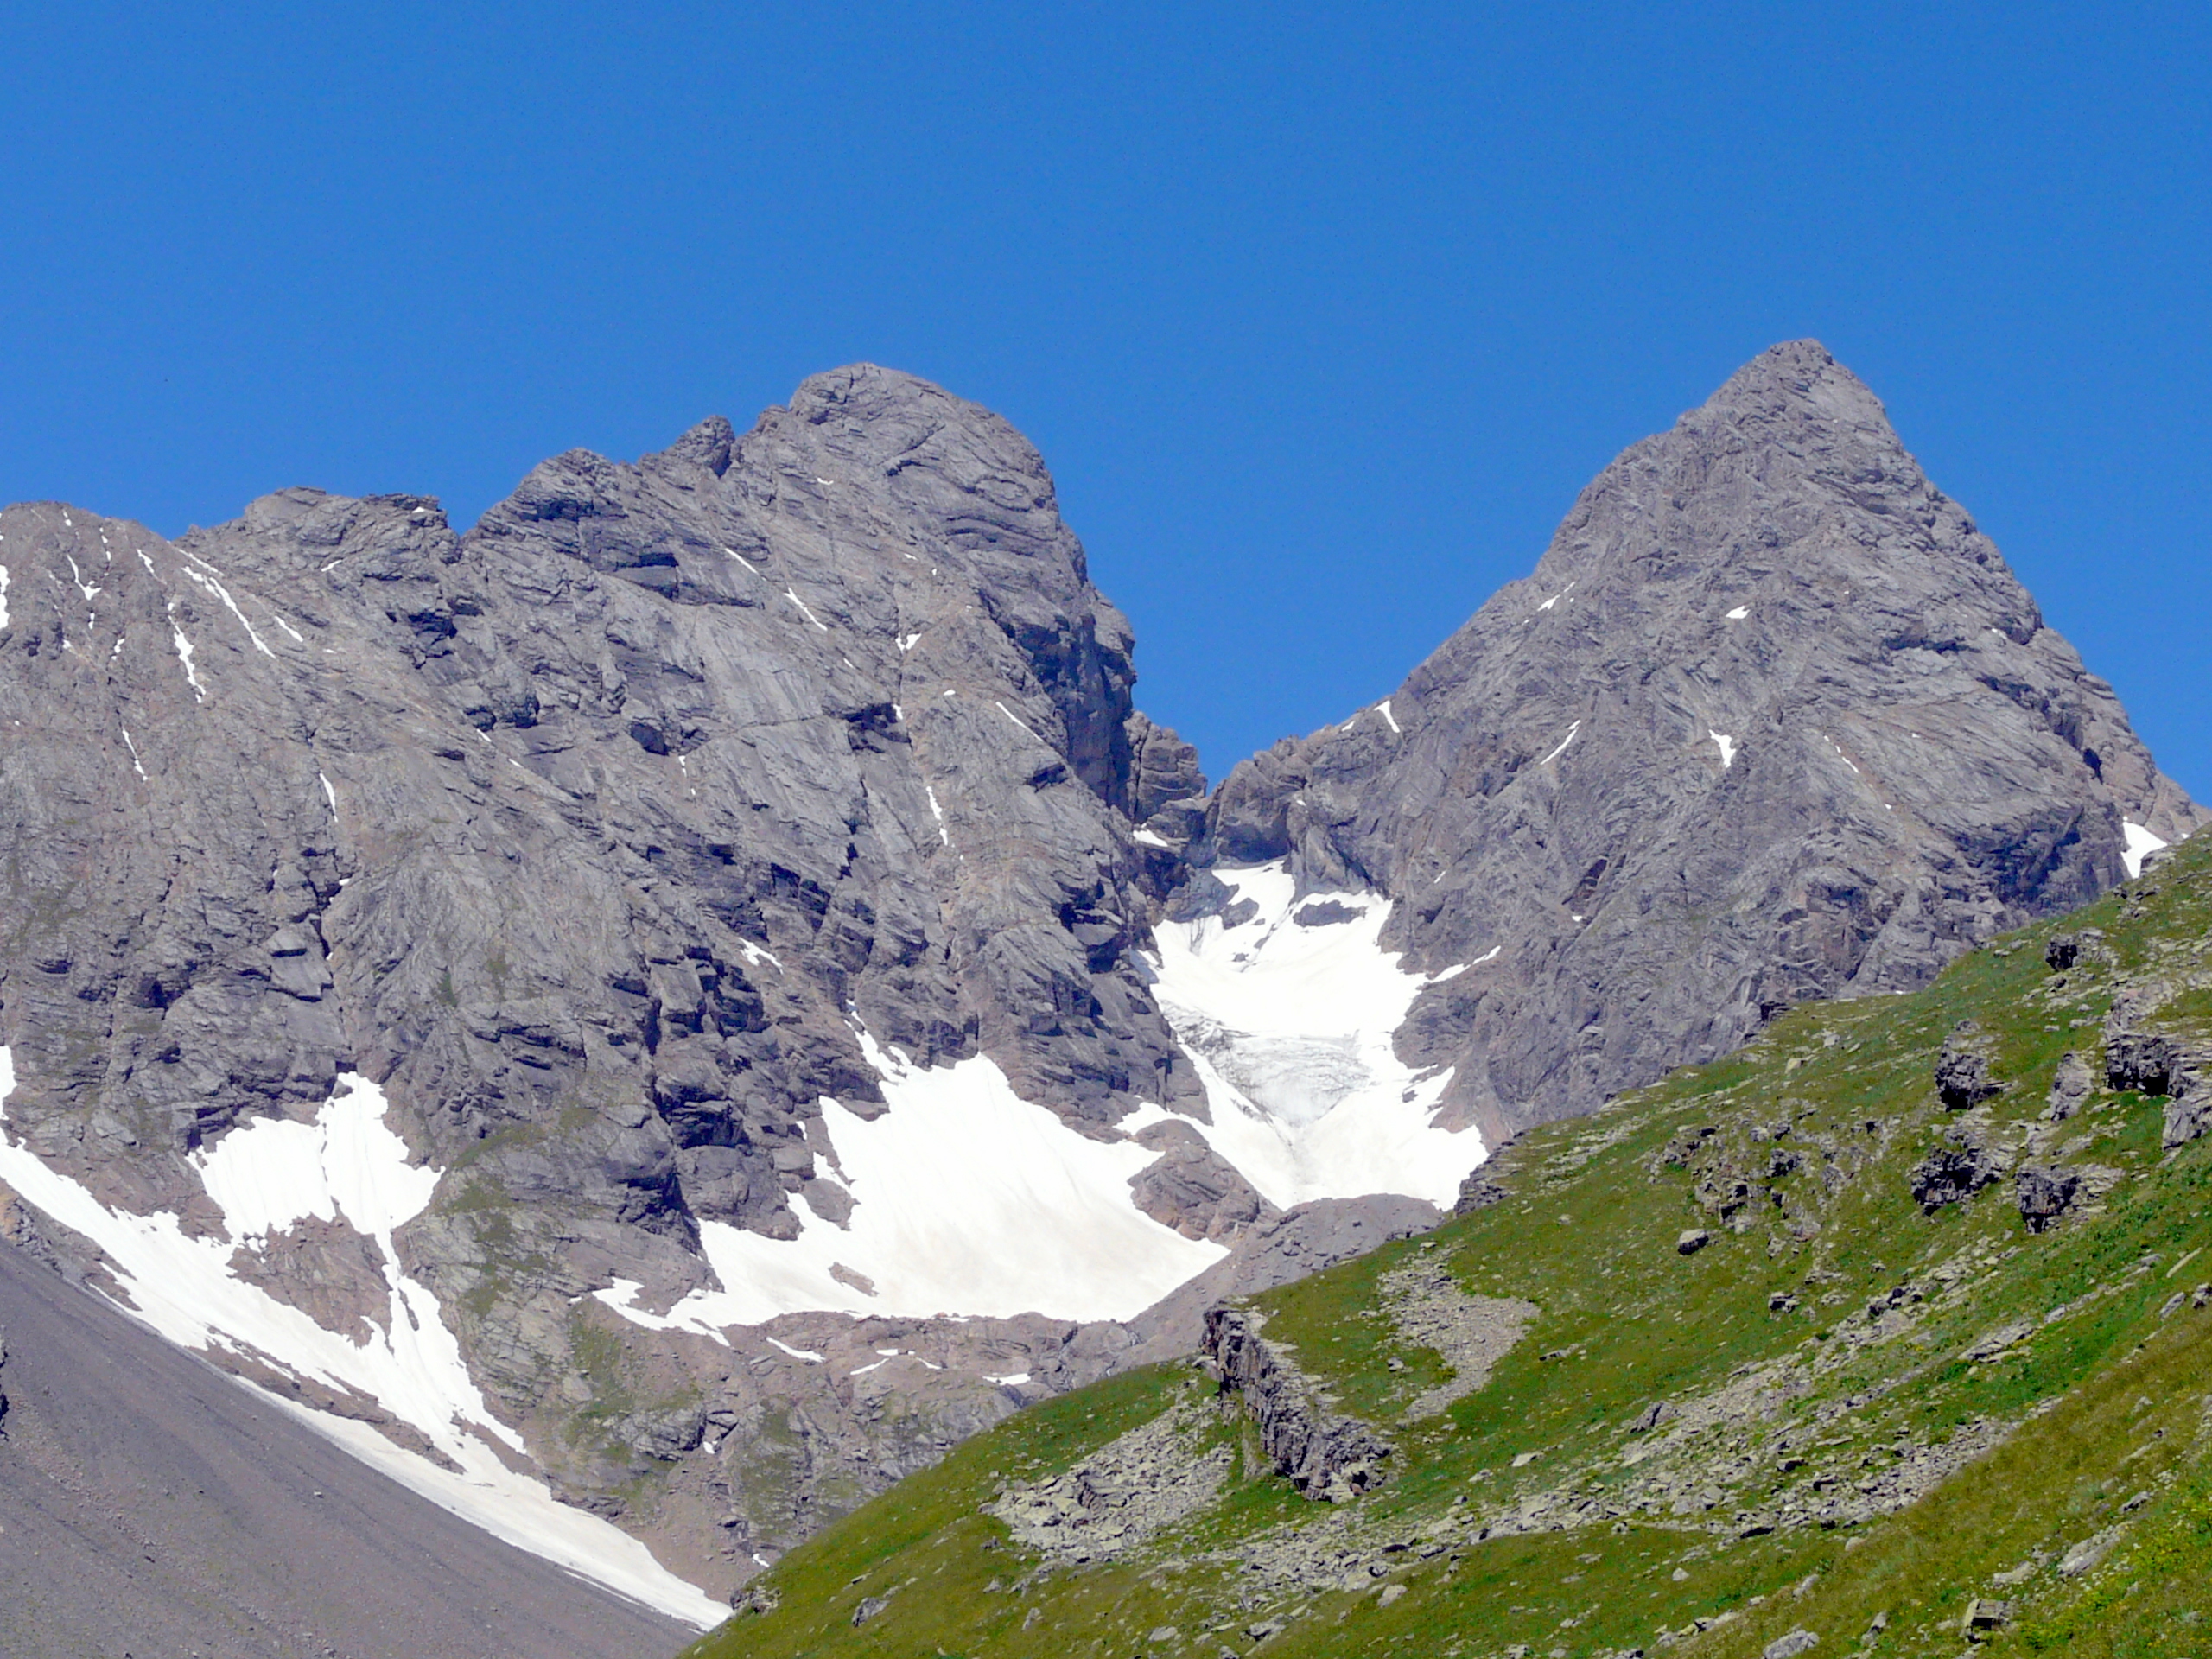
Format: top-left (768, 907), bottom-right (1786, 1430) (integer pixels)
top-left (3, 3), bottom-right (2207, 794)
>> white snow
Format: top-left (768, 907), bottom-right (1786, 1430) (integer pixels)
top-left (765, 1336), bottom-right (823, 1363)
top-left (1536, 593), bottom-right (1561, 613)
top-left (995, 701), bottom-right (1039, 741)
top-left (983, 1371), bottom-right (1031, 1387)
top-left (1133, 828), bottom-right (1173, 849)
top-left (121, 728), bottom-right (146, 779)
top-left (1709, 730), bottom-right (1737, 768)
top-left (896, 632), bottom-right (922, 652)
top-left (2122, 820), bottom-right (2170, 880)
top-left (925, 785), bottom-right (950, 844)
top-left (268, 609), bottom-right (305, 643)
top-left (1146, 861), bottom-right (1485, 1209)
top-left (181, 556), bottom-right (275, 657)
top-left (0, 1056), bottom-right (721, 1625)
top-left (736, 938), bottom-right (783, 971)
top-left (1378, 699), bottom-right (1401, 734)
top-left (1541, 721), bottom-right (1581, 765)
top-left (593, 1030), bottom-right (1224, 1333)
top-left (1823, 735), bottom-right (1861, 775)
top-left (849, 1357), bottom-right (889, 1376)
top-left (1471, 944), bottom-right (1502, 966)
top-left (1726, 605), bottom-right (1750, 620)
top-left (783, 588), bottom-right (830, 631)
top-left (318, 772), bottom-right (337, 811)
top-left (169, 613), bottom-right (207, 701)
top-left (723, 548), bottom-right (761, 575)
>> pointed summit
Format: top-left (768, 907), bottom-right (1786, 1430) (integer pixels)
top-left (1206, 345), bottom-right (2202, 1144)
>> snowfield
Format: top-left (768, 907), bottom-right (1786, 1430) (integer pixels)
top-left (1145, 861), bottom-right (1487, 1209)
top-left (0, 1052), bottom-right (724, 1627)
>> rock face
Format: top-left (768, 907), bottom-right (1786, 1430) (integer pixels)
top-left (1199, 340), bottom-right (2202, 1145)
top-left (1203, 1305), bottom-right (1391, 1500)
top-left (0, 342), bottom-right (2196, 1609)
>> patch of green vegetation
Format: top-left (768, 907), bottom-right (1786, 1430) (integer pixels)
top-left (684, 833), bottom-right (2212, 1659)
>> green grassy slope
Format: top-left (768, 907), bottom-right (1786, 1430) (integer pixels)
top-left (684, 837), bottom-right (2212, 1659)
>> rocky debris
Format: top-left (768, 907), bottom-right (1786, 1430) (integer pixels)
top-left (2016, 1165), bottom-right (2083, 1233)
top-left (2047, 1051), bottom-right (2094, 1120)
top-left (1764, 1630), bottom-right (1820, 1659)
top-left (1455, 1170), bottom-right (1510, 1212)
top-left (1677, 1229), bottom-right (1712, 1255)
top-left (1373, 1255), bottom-right (1536, 1420)
top-left (1936, 1024), bottom-right (2005, 1110)
top-left (850, 1593), bottom-right (890, 1626)
top-left (1122, 1195), bottom-right (1440, 1366)
top-left (1628, 1400), bottom-right (1675, 1433)
top-left (1912, 1141), bottom-right (2005, 1212)
top-left (1198, 340), bottom-right (2199, 1147)
top-left (1204, 1306), bottom-right (1391, 1500)
top-left (2057, 1522), bottom-right (2127, 1578)
top-left (988, 1395), bottom-right (1230, 1560)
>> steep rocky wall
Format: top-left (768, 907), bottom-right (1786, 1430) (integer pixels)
top-left (1201, 341), bottom-right (2203, 1145)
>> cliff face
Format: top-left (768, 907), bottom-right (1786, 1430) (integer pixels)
top-left (0, 343), bottom-right (2193, 1614)
top-left (1200, 341), bottom-right (2202, 1145)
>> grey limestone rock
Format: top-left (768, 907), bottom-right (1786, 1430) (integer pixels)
top-left (1936, 1023), bottom-right (2005, 1110)
top-left (1204, 1305), bottom-right (1391, 1500)
top-left (2015, 1165), bottom-right (2083, 1233)
top-left (1199, 340), bottom-right (2202, 1145)
top-left (2048, 1051), bottom-right (2094, 1120)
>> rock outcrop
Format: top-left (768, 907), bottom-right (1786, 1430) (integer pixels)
top-left (1203, 1305), bottom-right (1391, 1500)
top-left (1198, 341), bottom-right (2202, 1144)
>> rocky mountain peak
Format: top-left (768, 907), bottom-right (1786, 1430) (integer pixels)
top-left (1205, 341), bottom-right (2201, 1144)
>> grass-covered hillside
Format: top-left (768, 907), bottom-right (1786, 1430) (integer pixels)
top-left (683, 835), bottom-right (2212, 1659)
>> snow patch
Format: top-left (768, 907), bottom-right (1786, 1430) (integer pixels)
top-left (318, 772), bottom-right (337, 811)
top-left (984, 1371), bottom-right (1031, 1387)
top-left (925, 785), bottom-right (950, 844)
top-left (1541, 721), bottom-right (1581, 765)
top-left (168, 608), bottom-right (207, 701)
top-left (0, 1056), bottom-right (721, 1625)
top-left (2122, 820), bottom-right (2170, 880)
top-left (1147, 861), bottom-right (1484, 1209)
top-left (180, 558), bottom-right (275, 657)
top-left (1709, 730), bottom-right (1736, 768)
top-left (765, 1337), bottom-right (823, 1363)
top-left (1378, 699), bottom-right (1401, 734)
top-left (783, 588), bottom-right (830, 632)
top-left (593, 1031), bottom-right (1224, 1332)
top-left (995, 701), bottom-right (1039, 741)
top-left (1725, 605), bottom-right (1750, 620)
top-left (1471, 944), bottom-right (1502, 966)
top-left (1133, 828), bottom-right (1173, 849)
top-left (896, 632), bottom-right (922, 652)
top-left (121, 728), bottom-right (146, 779)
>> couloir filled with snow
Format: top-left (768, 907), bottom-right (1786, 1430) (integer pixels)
top-left (0, 1051), bottom-right (724, 1627)
top-left (597, 1030), bottom-right (1227, 1336)
top-left (1143, 861), bottom-right (1487, 1209)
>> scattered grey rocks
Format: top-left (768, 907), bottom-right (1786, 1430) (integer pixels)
top-left (1204, 1306), bottom-right (1391, 1500)
top-left (1763, 1630), bottom-right (1820, 1659)
top-left (2100, 984), bottom-right (2212, 1147)
top-left (988, 1396), bottom-right (1230, 1561)
top-left (1677, 1229), bottom-right (1712, 1255)
top-left (2057, 1523), bottom-right (2127, 1578)
top-left (851, 1593), bottom-right (891, 1626)
top-left (1373, 1255), bottom-right (1535, 1421)
top-left (1936, 1023), bottom-right (2004, 1110)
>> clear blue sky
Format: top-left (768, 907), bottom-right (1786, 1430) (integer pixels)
top-left (3, 3), bottom-right (2207, 795)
